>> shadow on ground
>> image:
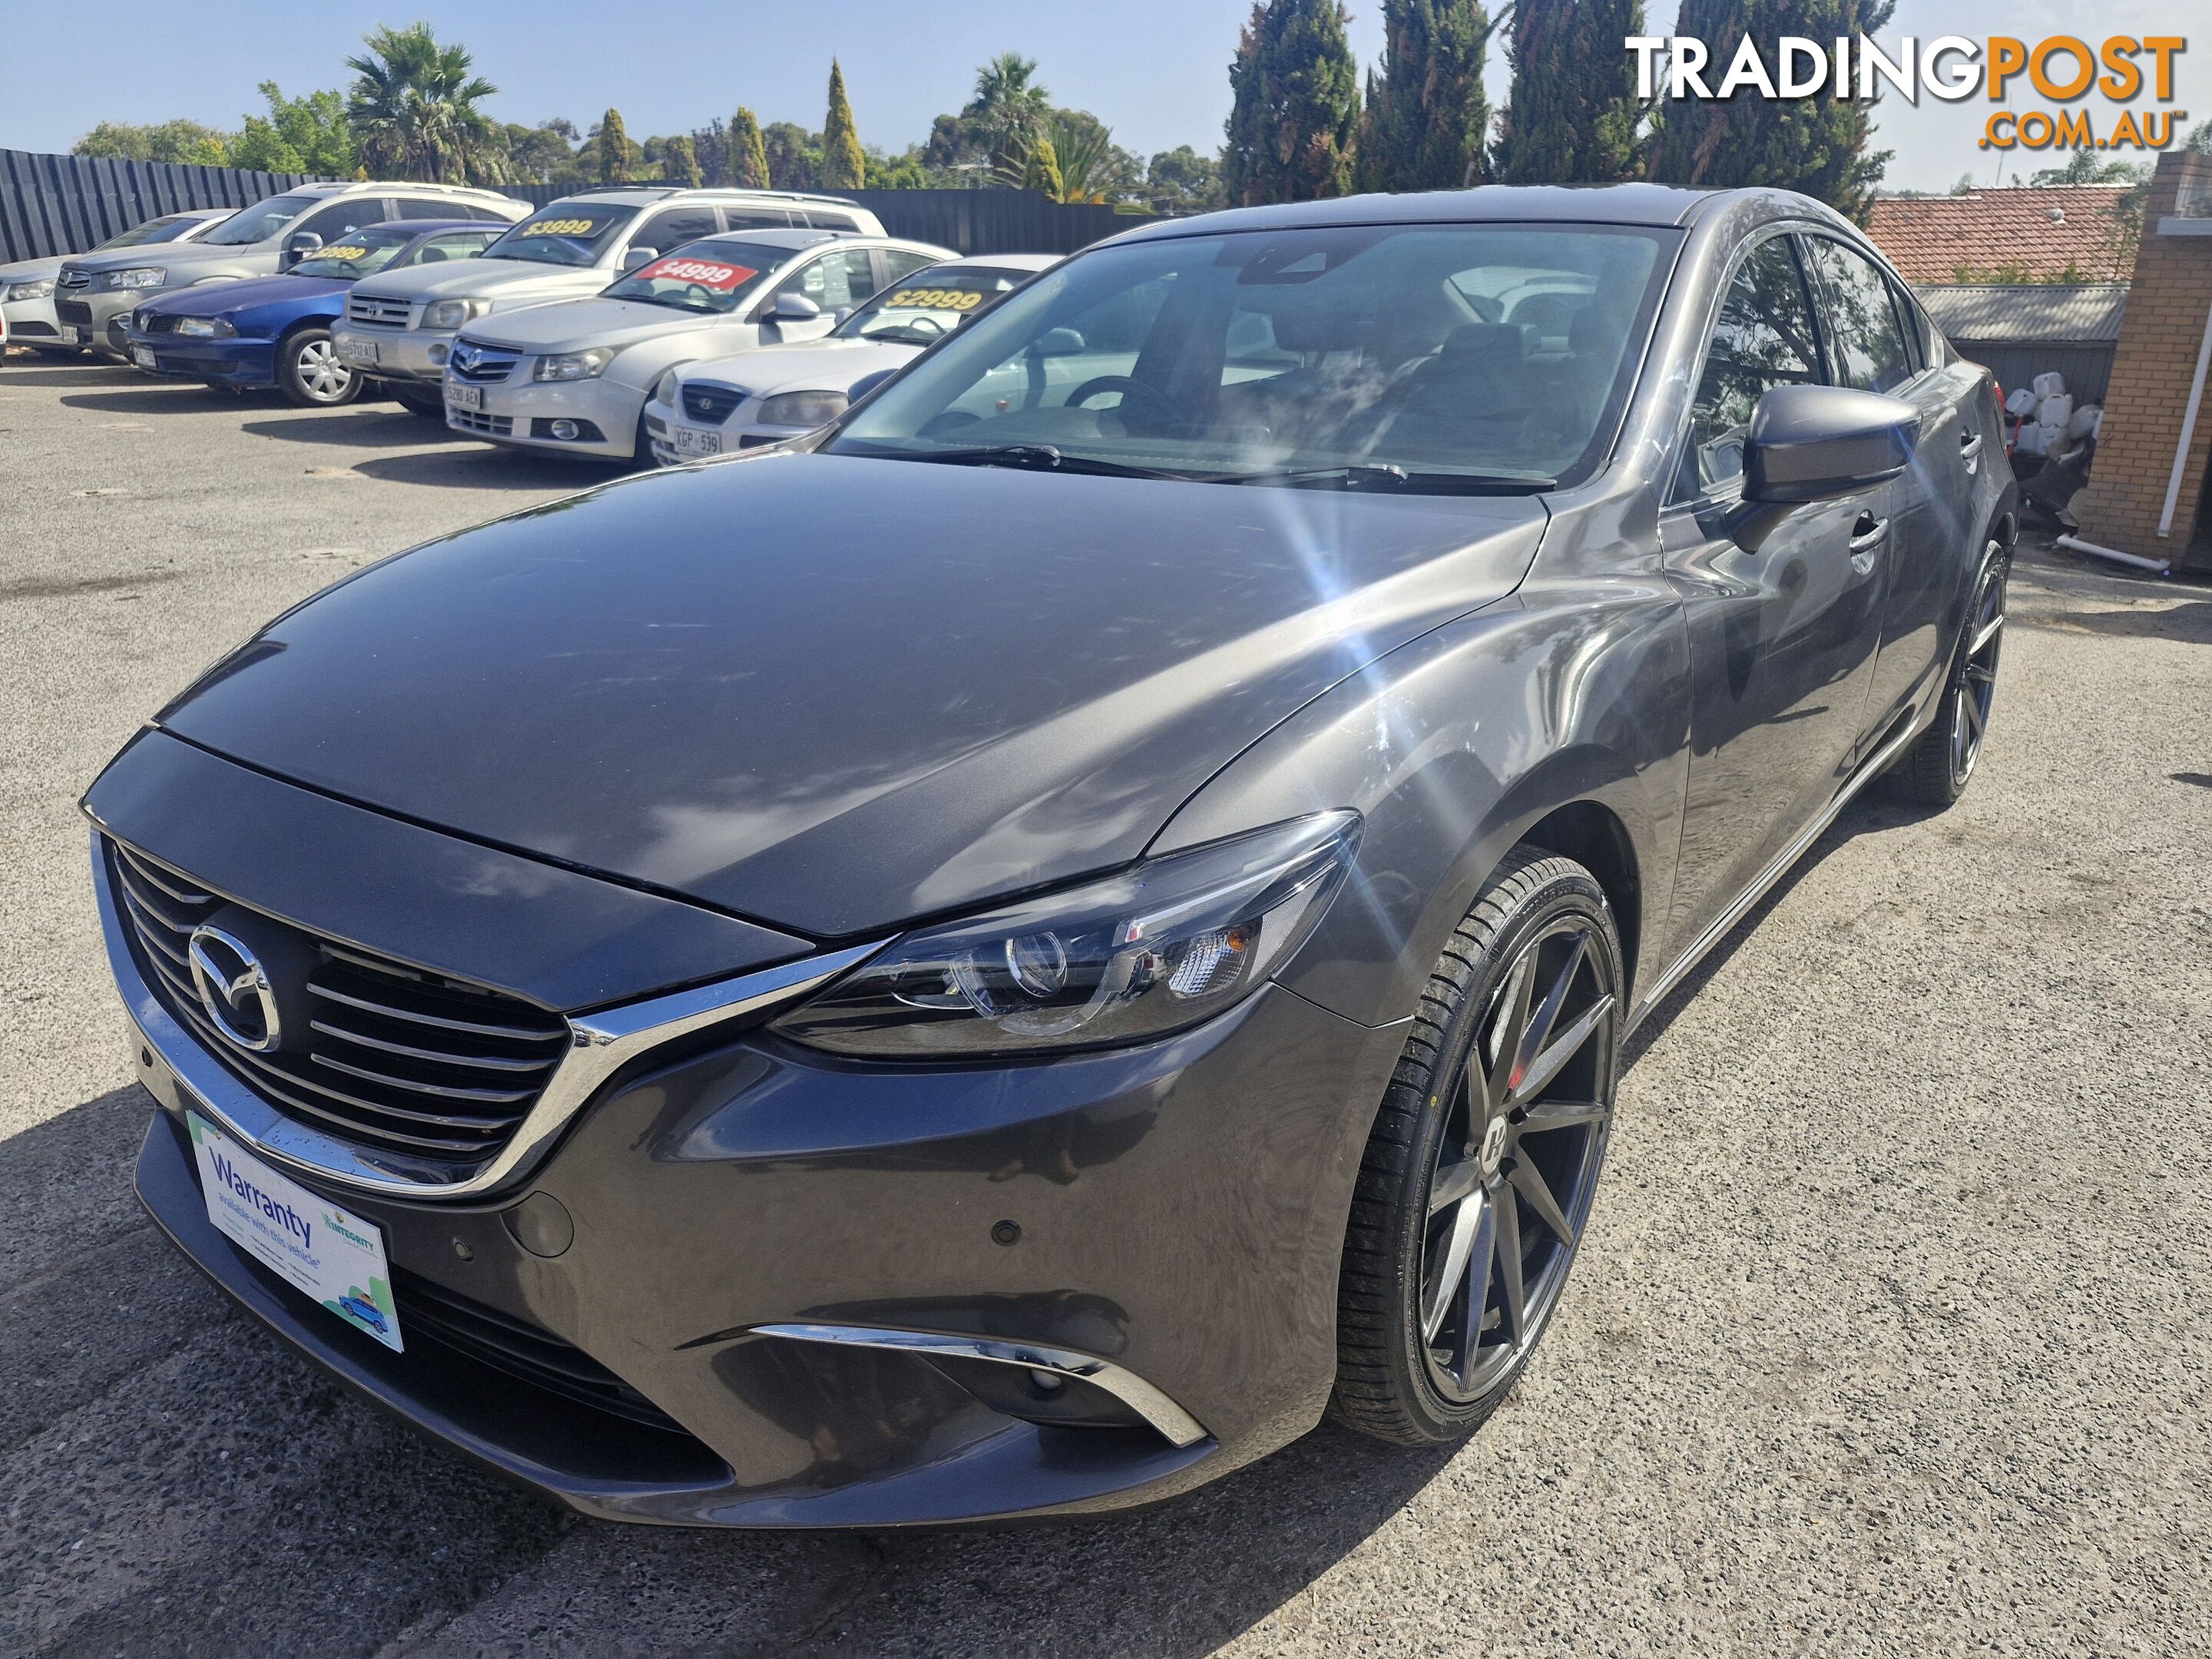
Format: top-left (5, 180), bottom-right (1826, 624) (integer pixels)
top-left (349, 448), bottom-right (619, 491)
top-left (59, 386), bottom-right (260, 416)
top-left (240, 408), bottom-right (453, 449)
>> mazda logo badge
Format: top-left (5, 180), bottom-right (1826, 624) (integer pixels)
top-left (187, 924), bottom-right (283, 1052)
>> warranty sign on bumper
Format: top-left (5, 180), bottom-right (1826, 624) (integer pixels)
top-left (187, 1112), bottom-right (402, 1351)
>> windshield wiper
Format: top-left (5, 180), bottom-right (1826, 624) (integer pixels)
top-left (887, 444), bottom-right (1190, 482)
top-left (1209, 464), bottom-right (1556, 495)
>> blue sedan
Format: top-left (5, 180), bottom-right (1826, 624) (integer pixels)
top-left (123, 219), bottom-right (505, 406)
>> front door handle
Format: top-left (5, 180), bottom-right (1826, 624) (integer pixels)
top-left (1960, 428), bottom-right (1984, 475)
top-left (1849, 510), bottom-right (1889, 569)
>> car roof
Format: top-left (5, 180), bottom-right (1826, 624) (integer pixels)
top-left (357, 217), bottom-right (512, 236)
top-left (1111, 184), bottom-right (1761, 245)
top-left (558, 186), bottom-right (870, 208)
top-left (935, 252), bottom-right (1061, 272)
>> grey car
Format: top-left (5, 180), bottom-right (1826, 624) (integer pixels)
top-left (88, 183), bottom-right (2013, 1528)
top-left (1, 207), bottom-right (232, 354)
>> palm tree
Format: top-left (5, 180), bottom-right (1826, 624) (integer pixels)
top-left (965, 52), bottom-right (1052, 175)
top-left (998, 114), bottom-right (1116, 204)
top-left (345, 24), bottom-right (505, 183)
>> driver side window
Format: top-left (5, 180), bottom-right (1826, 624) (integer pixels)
top-left (1677, 235), bottom-right (1822, 500)
top-left (295, 199), bottom-right (387, 243)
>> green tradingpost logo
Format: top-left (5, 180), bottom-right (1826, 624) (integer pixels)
top-left (1628, 35), bottom-right (2190, 156)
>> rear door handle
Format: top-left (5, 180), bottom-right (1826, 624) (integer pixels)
top-left (1849, 510), bottom-right (1889, 568)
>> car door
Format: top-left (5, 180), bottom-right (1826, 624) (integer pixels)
top-left (1657, 228), bottom-right (1894, 966)
top-left (1806, 237), bottom-right (1985, 747)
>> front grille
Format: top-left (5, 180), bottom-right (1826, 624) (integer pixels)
top-left (392, 1269), bottom-right (690, 1434)
top-left (136, 312), bottom-right (178, 335)
top-left (58, 268), bottom-right (91, 290)
top-left (56, 299), bottom-right (92, 325)
top-left (446, 406), bottom-right (514, 437)
top-left (108, 838), bottom-right (569, 1169)
top-left (681, 384), bottom-right (744, 426)
top-left (447, 345), bottom-right (518, 383)
top-left (12, 320), bottom-right (57, 337)
top-left (345, 294), bottom-right (412, 329)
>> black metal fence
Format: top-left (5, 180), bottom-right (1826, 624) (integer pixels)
top-left (0, 149), bottom-right (320, 264)
top-left (1, 147), bottom-right (1156, 265)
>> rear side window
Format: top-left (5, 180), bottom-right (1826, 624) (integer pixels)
top-left (882, 247), bottom-right (937, 284)
top-left (723, 207), bottom-right (794, 230)
top-left (1804, 237), bottom-right (1914, 394)
top-left (632, 207), bottom-right (720, 254)
top-left (393, 197), bottom-right (464, 220)
top-left (803, 210), bottom-right (860, 233)
top-left (296, 199), bottom-right (389, 243)
top-left (1681, 235), bottom-right (1823, 498)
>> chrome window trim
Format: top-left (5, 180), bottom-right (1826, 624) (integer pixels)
top-left (93, 829), bottom-right (880, 1201)
top-left (751, 1322), bottom-right (1210, 1448)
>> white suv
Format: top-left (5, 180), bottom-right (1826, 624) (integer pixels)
top-left (54, 182), bottom-right (527, 358)
top-left (334, 187), bottom-right (886, 414)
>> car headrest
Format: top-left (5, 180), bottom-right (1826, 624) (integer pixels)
top-left (1439, 322), bottom-right (1535, 367)
top-left (1260, 295), bottom-right (1377, 356)
top-left (1567, 306), bottom-right (1608, 354)
top-left (417, 247), bottom-right (448, 262)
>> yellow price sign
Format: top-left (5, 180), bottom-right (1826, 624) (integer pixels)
top-left (521, 217), bottom-right (598, 238)
top-left (320, 246), bottom-right (369, 262)
top-left (885, 288), bottom-right (985, 311)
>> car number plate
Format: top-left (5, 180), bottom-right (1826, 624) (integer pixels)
top-left (674, 426), bottom-right (721, 457)
top-left (131, 346), bottom-right (156, 369)
top-left (339, 338), bottom-right (378, 365)
top-left (445, 382), bottom-right (483, 412)
top-left (60, 326), bottom-right (84, 344)
top-left (187, 1111), bottom-right (402, 1352)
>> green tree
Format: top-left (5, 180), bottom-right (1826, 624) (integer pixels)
top-left (818, 59), bottom-right (867, 190)
top-left (866, 147), bottom-right (934, 188)
top-left (2028, 148), bottom-right (2146, 187)
top-left (1645, 0), bottom-right (1892, 222)
top-left (73, 120), bottom-right (231, 166)
top-left (1147, 145), bottom-right (1227, 211)
top-left (1360, 0), bottom-right (1495, 193)
top-left (230, 82), bottom-right (357, 174)
top-left (504, 118), bottom-right (581, 185)
top-left (660, 133), bottom-right (704, 187)
top-left (730, 108), bottom-right (772, 189)
top-left (590, 108), bottom-right (637, 184)
top-left (965, 52), bottom-right (1054, 176)
top-left (1224, 0), bottom-right (1360, 205)
top-left (345, 23), bottom-right (504, 182)
top-left (1492, 0), bottom-right (1643, 184)
top-left (762, 122), bottom-right (820, 190)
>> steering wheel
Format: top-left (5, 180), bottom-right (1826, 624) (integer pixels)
top-left (1065, 375), bottom-right (1179, 432)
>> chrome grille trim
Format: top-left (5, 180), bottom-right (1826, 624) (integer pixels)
top-left (447, 344), bottom-right (518, 383)
top-left (681, 384), bottom-right (745, 426)
top-left (58, 267), bottom-right (91, 290)
top-left (344, 294), bottom-right (414, 329)
top-left (93, 829), bottom-right (881, 1200)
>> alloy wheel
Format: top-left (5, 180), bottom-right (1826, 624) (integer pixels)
top-left (1419, 916), bottom-right (1616, 1401)
top-left (295, 338), bottom-right (353, 402)
top-left (1950, 552), bottom-right (2006, 786)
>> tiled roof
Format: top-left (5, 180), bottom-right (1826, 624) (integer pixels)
top-left (1864, 187), bottom-right (2136, 284)
top-left (1915, 283), bottom-right (2128, 344)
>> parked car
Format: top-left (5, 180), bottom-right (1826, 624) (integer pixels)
top-left (55, 182), bottom-right (527, 359)
top-left (121, 219), bottom-right (510, 406)
top-left (1, 208), bottom-right (233, 356)
top-left (88, 184), bottom-right (2015, 1529)
top-left (442, 229), bottom-right (952, 461)
top-left (333, 187), bottom-right (888, 416)
top-left (644, 252), bottom-right (1058, 462)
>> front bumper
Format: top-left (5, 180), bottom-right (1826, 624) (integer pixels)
top-left (58, 287), bottom-right (149, 356)
top-left (643, 393), bottom-right (806, 466)
top-left (333, 322), bottom-right (452, 385)
top-left (122, 330), bottom-right (277, 386)
top-left (2, 292), bottom-right (71, 345)
top-left (445, 369), bottom-right (649, 459)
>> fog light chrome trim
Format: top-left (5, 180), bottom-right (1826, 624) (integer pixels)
top-left (753, 1322), bottom-right (1209, 1448)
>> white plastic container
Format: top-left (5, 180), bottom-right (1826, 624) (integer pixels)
top-left (2037, 392), bottom-right (2075, 427)
top-left (2032, 370), bottom-right (2068, 399)
top-left (2005, 386), bottom-right (2038, 416)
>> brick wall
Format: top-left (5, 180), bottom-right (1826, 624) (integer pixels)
top-left (2071, 151), bottom-right (2212, 563)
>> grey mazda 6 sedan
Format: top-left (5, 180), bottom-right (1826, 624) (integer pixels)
top-left (86, 183), bottom-right (2013, 1528)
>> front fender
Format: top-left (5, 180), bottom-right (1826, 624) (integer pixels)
top-left (1148, 583), bottom-right (1691, 1028)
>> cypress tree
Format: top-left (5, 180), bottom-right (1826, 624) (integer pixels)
top-left (1645, 0), bottom-right (1893, 221)
top-left (1224, 0), bottom-right (1360, 205)
top-left (1493, 0), bottom-right (1644, 183)
top-left (730, 108), bottom-right (771, 190)
top-left (1358, 0), bottom-right (1494, 194)
top-left (1021, 131), bottom-right (1066, 201)
top-left (818, 60), bottom-right (866, 190)
top-left (662, 133), bottom-right (703, 187)
top-left (591, 108), bottom-right (632, 184)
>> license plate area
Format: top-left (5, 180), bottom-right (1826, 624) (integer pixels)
top-left (131, 346), bottom-right (156, 369)
top-left (339, 337), bottom-right (379, 365)
top-left (445, 382), bottom-right (483, 412)
top-left (187, 1111), bottom-right (402, 1351)
top-left (674, 426), bottom-right (721, 457)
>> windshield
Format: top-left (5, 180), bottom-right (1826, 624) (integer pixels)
top-left (202, 194), bottom-right (317, 247)
top-left (288, 226), bottom-right (418, 280)
top-left (98, 214), bottom-right (222, 250)
top-left (482, 203), bottom-right (639, 268)
top-left (837, 266), bottom-right (1037, 346)
top-left (598, 240), bottom-right (792, 315)
top-left (830, 224), bottom-right (1671, 490)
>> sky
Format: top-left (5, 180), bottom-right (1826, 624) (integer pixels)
top-left (1, 0), bottom-right (2203, 195)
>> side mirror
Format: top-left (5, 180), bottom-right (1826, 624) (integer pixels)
top-left (280, 230), bottom-right (323, 269)
top-left (1742, 385), bottom-right (1918, 504)
top-left (772, 292), bottom-right (823, 322)
top-left (1034, 327), bottom-right (1087, 357)
top-left (848, 369), bottom-right (896, 402)
top-left (620, 246), bottom-right (659, 273)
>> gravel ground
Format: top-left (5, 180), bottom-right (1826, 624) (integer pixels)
top-left (3, 352), bottom-right (2209, 1658)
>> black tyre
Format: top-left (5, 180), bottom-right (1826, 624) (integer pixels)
top-left (392, 384), bottom-right (447, 419)
top-left (1331, 846), bottom-right (1622, 1445)
top-left (30, 346), bottom-right (84, 360)
top-left (276, 326), bottom-right (359, 407)
top-left (1894, 539), bottom-right (2007, 808)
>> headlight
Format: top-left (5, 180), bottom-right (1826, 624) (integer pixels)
top-left (424, 297), bottom-right (490, 330)
top-left (175, 316), bottom-right (237, 339)
top-left (101, 267), bottom-right (169, 291)
top-left (773, 813), bottom-right (1359, 1058)
top-left (535, 347), bottom-right (615, 382)
top-left (5, 278), bottom-right (54, 301)
top-left (653, 366), bottom-right (684, 406)
top-left (758, 389), bottom-right (849, 427)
